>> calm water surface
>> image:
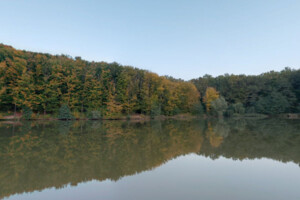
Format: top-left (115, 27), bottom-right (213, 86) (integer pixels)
top-left (0, 119), bottom-right (300, 200)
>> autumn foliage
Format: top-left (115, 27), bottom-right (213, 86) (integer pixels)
top-left (0, 44), bottom-right (200, 116)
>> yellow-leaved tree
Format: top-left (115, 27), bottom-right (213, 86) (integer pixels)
top-left (203, 87), bottom-right (219, 112)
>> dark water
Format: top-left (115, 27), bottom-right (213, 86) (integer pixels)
top-left (0, 119), bottom-right (300, 200)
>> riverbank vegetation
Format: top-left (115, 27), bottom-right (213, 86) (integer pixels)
top-left (0, 44), bottom-right (299, 120)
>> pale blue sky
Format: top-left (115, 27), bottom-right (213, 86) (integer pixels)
top-left (1, 0), bottom-right (300, 80)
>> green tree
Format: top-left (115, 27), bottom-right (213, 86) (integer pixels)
top-left (58, 104), bottom-right (74, 120)
top-left (211, 97), bottom-right (228, 117)
top-left (192, 102), bottom-right (204, 115)
top-left (255, 91), bottom-right (290, 114)
top-left (22, 107), bottom-right (33, 120)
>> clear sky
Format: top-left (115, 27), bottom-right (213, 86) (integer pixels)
top-left (1, 0), bottom-right (300, 80)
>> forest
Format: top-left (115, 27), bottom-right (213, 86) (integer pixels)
top-left (0, 44), bottom-right (299, 119)
top-left (192, 67), bottom-right (300, 116)
top-left (0, 44), bottom-right (199, 119)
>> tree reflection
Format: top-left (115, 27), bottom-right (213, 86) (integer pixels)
top-left (0, 119), bottom-right (299, 198)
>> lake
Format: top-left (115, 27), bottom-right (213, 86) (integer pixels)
top-left (1, 119), bottom-right (300, 200)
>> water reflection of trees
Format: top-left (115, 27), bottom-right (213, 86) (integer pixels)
top-left (0, 119), bottom-right (299, 198)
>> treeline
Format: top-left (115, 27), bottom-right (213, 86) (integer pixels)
top-left (0, 44), bottom-right (199, 118)
top-left (192, 68), bottom-right (300, 116)
top-left (1, 44), bottom-right (299, 118)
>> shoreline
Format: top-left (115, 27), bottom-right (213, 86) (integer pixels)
top-left (0, 114), bottom-right (201, 122)
top-left (0, 113), bottom-right (299, 122)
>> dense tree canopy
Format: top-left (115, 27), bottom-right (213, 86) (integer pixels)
top-left (0, 44), bottom-right (200, 116)
top-left (192, 68), bottom-right (300, 115)
top-left (1, 44), bottom-right (298, 117)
